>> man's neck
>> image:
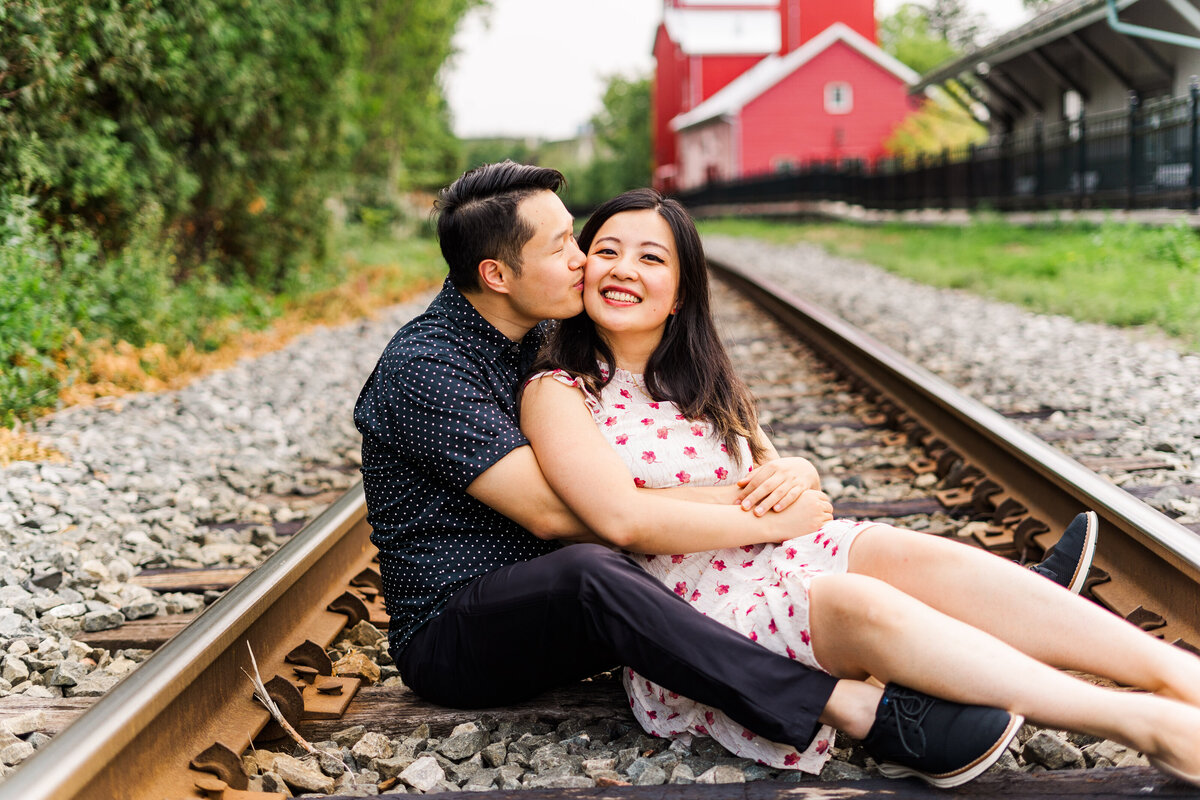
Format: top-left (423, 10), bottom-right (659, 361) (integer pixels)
top-left (460, 288), bottom-right (536, 342)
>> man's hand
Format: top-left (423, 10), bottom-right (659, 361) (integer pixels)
top-left (736, 457), bottom-right (822, 516)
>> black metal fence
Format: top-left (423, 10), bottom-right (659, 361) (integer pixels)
top-left (674, 87), bottom-right (1200, 213)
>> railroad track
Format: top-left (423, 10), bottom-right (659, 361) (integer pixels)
top-left (2, 259), bottom-right (1198, 799)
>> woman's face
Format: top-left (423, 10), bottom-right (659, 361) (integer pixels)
top-left (583, 209), bottom-right (680, 341)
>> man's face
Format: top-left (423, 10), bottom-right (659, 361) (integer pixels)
top-left (505, 190), bottom-right (585, 326)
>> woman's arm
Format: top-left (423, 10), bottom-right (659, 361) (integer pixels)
top-left (520, 378), bottom-right (829, 553)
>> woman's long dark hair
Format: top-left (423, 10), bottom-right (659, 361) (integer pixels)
top-left (533, 188), bottom-right (766, 465)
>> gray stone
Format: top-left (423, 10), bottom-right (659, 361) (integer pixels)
top-left (400, 755), bottom-right (445, 792)
top-left (273, 753), bottom-right (335, 794)
top-left (351, 732), bottom-right (393, 761)
top-left (66, 671), bottom-right (119, 696)
top-left (1, 656), bottom-right (29, 684)
top-left (695, 765), bottom-right (745, 784)
top-left (81, 608), bottom-right (125, 632)
top-left (260, 770), bottom-right (293, 796)
top-left (44, 603), bottom-right (87, 619)
top-left (0, 613), bottom-right (26, 638)
top-left (462, 767), bottom-right (499, 790)
top-left (632, 764), bottom-right (668, 785)
top-left (0, 740), bottom-right (36, 766)
top-left (669, 763), bottom-right (695, 784)
top-left (986, 748), bottom-right (1022, 773)
top-left (480, 741), bottom-right (507, 768)
top-left (526, 774), bottom-right (594, 789)
top-left (371, 754), bottom-right (416, 780)
top-left (438, 722), bottom-right (489, 761)
top-left (316, 748), bottom-right (347, 777)
top-left (821, 760), bottom-right (871, 780)
top-left (582, 756), bottom-right (617, 777)
top-left (47, 661), bottom-right (90, 687)
top-left (1022, 730), bottom-right (1085, 770)
top-left (332, 724), bottom-right (367, 748)
top-left (1, 709), bottom-right (47, 736)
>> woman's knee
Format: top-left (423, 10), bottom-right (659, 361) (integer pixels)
top-left (810, 573), bottom-right (908, 630)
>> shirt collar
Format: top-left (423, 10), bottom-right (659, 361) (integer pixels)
top-left (434, 280), bottom-right (541, 364)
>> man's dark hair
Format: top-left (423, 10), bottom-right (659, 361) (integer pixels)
top-left (434, 161), bottom-right (566, 291)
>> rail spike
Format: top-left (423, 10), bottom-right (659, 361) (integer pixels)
top-left (190, 741), bottom-right (249, 790)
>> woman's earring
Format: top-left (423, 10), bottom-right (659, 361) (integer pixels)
top-left (671, 302), bottom-right (682, 315)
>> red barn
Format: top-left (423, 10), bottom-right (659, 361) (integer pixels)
top-left (653, 0), bottom-right (920, 191)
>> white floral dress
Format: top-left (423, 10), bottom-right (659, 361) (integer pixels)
top-left (527, 366), bottom-right (879, 772)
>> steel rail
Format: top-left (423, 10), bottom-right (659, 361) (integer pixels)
top-left (0, 484), bottom-right (374, 800)
top-left (709, 256), bottom-right (1200, 648)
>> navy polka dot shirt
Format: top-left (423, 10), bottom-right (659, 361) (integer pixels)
top-left (354, 280), bottom-right (561, 655)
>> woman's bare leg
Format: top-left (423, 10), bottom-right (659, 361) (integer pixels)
top-left (808, 572), bottom-right (1200, 778)
top-left (846, 525), bottom-right (1200, 707)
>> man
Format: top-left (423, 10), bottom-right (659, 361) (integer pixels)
top-left (354, 161), bottom-right (1095, 786)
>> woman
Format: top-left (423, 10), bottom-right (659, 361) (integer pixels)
top-left (519, 188), bottom-right (1200, 785)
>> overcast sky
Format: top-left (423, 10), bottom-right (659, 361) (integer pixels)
top-left (443, 0), bottom-right (1032, 141)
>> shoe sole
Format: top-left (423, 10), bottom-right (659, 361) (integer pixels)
top-left (876, 713), bottom-right (1024, 789)
top-left (1064, 511), bottom-right (1098, 595)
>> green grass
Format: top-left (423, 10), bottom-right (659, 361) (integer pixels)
top-left (697, 217), bottom-right (1200, 349)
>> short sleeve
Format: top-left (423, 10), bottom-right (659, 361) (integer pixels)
top-left (361, 354), bottom-right (528, 492)
top-left (524, 369), bottom-right (603, 415)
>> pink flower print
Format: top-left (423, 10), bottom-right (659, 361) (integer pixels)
top-left (657, 427), bottom-right (669, 439)
top-left (676, 470), bottom-right (691, 484)
top-left (785, 547), bottom-right (797, 559)
top-left (716, 584), bottom-right (729, 595)
top-left (753, 589), bottom-right (765, 598)
top-left (705, 711), bottom-right (716, 726)
top-left (832, 544), bottom-right (839, 556)
top-left (674, 581), bottom-right (687, 596)
top-left (629, 697), bottom-right (635, 708)
top-left (745, 604), bottom-right (756, 615)
top-left (714, 467), bottom-right (728, 480)
top-left (713, 560), bottom-right (726, 571)
top-left (604, 416), bottom-right (617, 427)
top-left (788, 604), bottom-right (795, 617)
top-left (646, 710), bottom-right (657, 719)
top-left (641, 417), bottom-right (654, 426)
top-left (768, 618), bottom-right (778, 634)
top-left (675, 413), bottom-right (686, 420)
top-left (690, 424), bottom-right (705, 437)
top-left (615, 434), bottom-right (628, 445)
top-left (649, 402), bottom-right (660, 409)
top-left (671, 554), bottom-right (685, 563)
top-left (749, 630), bottom-right (758, 642)
top-left (683, 446), bottom-right (697, 458)
top-left (644, 554), bottom-right (654, 562)
top-left (740, 545), bottom-right (755, 553)
top-left (620, 389), bottom-right (632, 399)
top-left (812, 533), bottom-right (823, 545)
top-left (801, 629), bottom-right (811, 645)
top-left (669, 691), bottom-right (680, 699)
top-left (741, 729), bottom-right (756, 740)
top-left (613, 403), bottom-right (625, 409)
top-left (784, 753), bottom-right (800, 766)
top-left (690, 589), bottom-right (701, 602)
top-left (633, 477), bottom-right (646, 488)
top-left (823, 538), bottom-right (832, 549)
top-left (695, 724), bottom-right (707, 734)
top-left (786, 646), bottom-right (797, 660)
top-left (741, 560), bottom-right (754, 569)
top-left (646, 679), bottom-right (653, 691)
top-left (720, 443), bottom-right (728, 453)
top-left (641, 451), bottom-right (657, 463)
top-left (816, 739), bottom-right (830, 755)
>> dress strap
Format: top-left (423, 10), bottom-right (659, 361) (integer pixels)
top-left (523, 369), bottom-right (604, 415)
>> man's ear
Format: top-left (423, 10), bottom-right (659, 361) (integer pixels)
top-left (477, 258), bottom-right (513, 294)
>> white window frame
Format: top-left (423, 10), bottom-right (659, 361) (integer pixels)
top-left (824, 82), bottom-right (853, 115)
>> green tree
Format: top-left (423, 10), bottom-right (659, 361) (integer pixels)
top-left (345, 0), bottom-right (484, 203)
top-left (563, 74), bottom-right (652, 209)
top-left (879, 3), bottom-right (959, 74)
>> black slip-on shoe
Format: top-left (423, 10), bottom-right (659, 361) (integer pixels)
top-left (862, 684), bottom-right (1024, 788)
top-left (1030, 511), bottom-right (1098, 595)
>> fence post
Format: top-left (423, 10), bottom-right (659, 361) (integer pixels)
top-left (1190, 77), bottom-right (1199, 212)
top-left (966, 143), bottom-right (975, 210)
top-left (1127, 91), bottom-right (1139, 210)
top-left (942, 148), bottom-right (952, 210)
top-left (1077, 110), bottom-right (1088, 209)
top-left (1035, 116), bottom-right (1045, 208)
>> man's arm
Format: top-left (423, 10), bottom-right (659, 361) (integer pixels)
top-left (466, 446), bottom-right (602, 543)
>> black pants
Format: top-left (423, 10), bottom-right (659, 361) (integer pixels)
top-left (395, 544), bottom-right (836, 749)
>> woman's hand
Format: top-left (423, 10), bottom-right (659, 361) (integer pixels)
top-left (736, 457), bottom-right (822, 516)
top-left (768, 489), bottom-right (834, 541)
